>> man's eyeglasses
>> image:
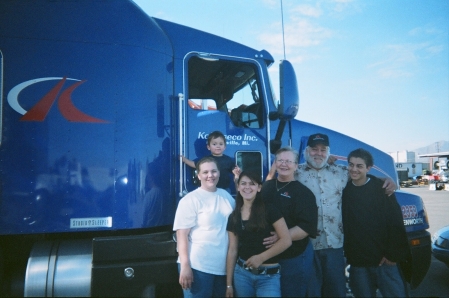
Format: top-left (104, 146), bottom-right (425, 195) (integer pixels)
top-left (276, 159), bottom-right (296, 165)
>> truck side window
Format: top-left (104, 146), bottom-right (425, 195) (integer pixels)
top-left (188, 56), bottom-right (264, 128)
top-left (235, 151), bottom-right (263, 181)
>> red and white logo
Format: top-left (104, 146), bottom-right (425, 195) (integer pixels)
top-left (7, 77), bottom-right (108, 123)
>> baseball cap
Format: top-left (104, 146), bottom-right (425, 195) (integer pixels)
top-left (307, 133), bottom-right (329, 147)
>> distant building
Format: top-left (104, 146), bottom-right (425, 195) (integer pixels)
top-left (389, 142), bottom-right (449, 176)
top-left (389, 150), bottom-right (416, 163)
top-left (389, 150), bottom-right (429, 178)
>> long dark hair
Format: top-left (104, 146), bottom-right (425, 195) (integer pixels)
top-left (230, 171), bottom-right (267, 232)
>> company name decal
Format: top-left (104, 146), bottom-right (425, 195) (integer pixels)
top-left (198, 131), bottom-right (258, 146)
top-left (8, 77), bottom-right (108, 123)
top-left (401, 205), bottom-right (424, 226)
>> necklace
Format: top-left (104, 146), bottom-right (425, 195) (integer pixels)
top-left (240, 208), bottom-right (249, 230)
top-left (276, 179), bottom-right (292, 191)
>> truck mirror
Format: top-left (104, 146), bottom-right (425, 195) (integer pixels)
top-left (268, 111), bottom-right (279, 121)
top-left (279, 60), bottom-right (299, 120)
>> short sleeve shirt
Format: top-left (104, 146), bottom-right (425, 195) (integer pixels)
top-left (261, 180), bottom-right (318, 259)
top-left (226, 203), bottom-right (283, 264)
top-left (295, 163), bottom-right (348, 250)
top-left (173, 187), bottom-right (235, 275)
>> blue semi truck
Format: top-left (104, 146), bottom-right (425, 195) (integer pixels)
top-left (0, 0), bottom-right (431, 296)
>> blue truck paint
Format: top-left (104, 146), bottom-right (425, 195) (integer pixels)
top-left (0, 0), bottom-right (430, 296)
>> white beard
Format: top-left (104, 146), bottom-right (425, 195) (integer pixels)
top-left (305, 150), bottom-right (330, 169)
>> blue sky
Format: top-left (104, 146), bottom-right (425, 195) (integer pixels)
top-left (133, 0), bottom-right (448, 153)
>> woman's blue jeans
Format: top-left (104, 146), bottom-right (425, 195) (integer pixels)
top-left (177, 264), bottom-right (226, 298)
top-left (233, 260), bottom-right (281, 297)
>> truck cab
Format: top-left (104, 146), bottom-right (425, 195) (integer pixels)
top-left (0, 0), bottom-right (430, 296)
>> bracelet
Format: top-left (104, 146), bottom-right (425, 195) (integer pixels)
top-left (227, 285), bottom-right (233, 288)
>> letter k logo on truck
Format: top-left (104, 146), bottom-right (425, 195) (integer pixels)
top-left (8, 77), bottom-right (108, 123)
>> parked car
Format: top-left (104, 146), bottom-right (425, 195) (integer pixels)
top-left (431, 225), bottom-right (449, 267)
top-left (400, 180), bottom-right (413, 188)
top-left (411, 175), bottom-right (423, 185)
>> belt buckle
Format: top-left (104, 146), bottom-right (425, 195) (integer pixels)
top-left (244, 265), bottom-right (261, 275)
top-left (250, 267), bottom-right (260, 275)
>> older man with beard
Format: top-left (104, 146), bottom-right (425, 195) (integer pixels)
top-left (295, 133), bottom-right (349, 297)
top-left (265, 133), bottom-right (396, 297)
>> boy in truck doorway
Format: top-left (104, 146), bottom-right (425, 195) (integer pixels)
top-left (342, 148), bottom-right (409, 297)
top-left (180, 130), bottom-right (237, 192)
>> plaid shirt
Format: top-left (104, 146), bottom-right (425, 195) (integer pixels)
top-left (295, 163), bottom-right (348, 250)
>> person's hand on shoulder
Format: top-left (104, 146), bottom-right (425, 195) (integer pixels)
top-left (327, 155), bottom-right (337, 165)
top-left (382, 177), bottom-right (397, 196)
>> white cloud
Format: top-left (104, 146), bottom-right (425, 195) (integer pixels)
top-left (331, 0), bottom-right (355, 12)
top-left (324, 0), bottom-right (362, 18)
top-left (258, 19), bottom-right (332, 58)
top-left (368, 42), bottom-right (442, 78)
top-left (262, 0), bottom-right (279, 8)
top-left (426, 45), bottom-right (444, 55)
top-left (409, 27), bottom-right (423, 36)
top-left (377, 68), bottom-right (412, 79)
top-left (286, 19), bottom-right (333, 47)
top-left (291, 4), bottom-right (322, 18)
top-left (409, 25), bottom-right (441, 37)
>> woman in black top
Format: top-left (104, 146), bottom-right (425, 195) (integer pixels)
top-left (261, 147), bottom-right (318, 297)
top-left (226, 171), bottom-right (291, 297)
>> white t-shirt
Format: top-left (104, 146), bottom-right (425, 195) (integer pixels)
top-left (173, 187), bottom-right (235, 275)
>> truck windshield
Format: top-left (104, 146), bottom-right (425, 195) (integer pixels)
top-left (188, 56), bottom-right (264, 128)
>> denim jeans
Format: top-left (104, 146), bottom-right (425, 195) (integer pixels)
top-left (278, 240), bottom-right (314, 297)
top-left (349, 264), bottom-right (407, 297)
top-left (233, 261), bottom-right (281, 297)
top-left (177, 264), bottom-right (226, 298)
top-left (306, 247), bottom-right (347, 297)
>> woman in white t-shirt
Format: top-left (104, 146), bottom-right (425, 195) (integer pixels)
top-left (173, 156), bottom-right (235, 297)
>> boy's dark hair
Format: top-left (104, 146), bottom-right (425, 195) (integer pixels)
top-left (230, 171), bottom-right (267, 232)
top-left (207, 131), bottom-right (226, 145)
top-left (196, 156), bottom-right (218, 173)
top-left (348, 148), bottom-right (374, 167)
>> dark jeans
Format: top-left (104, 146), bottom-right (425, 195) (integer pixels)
top-left (177, 264), bottom-right (226, 298)
top-left (349, 264), bottom-right (407, 297)
top-left (279, 240), bottom-right (314, 297)
top-left (306, 247), bottom-right (347, 297)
